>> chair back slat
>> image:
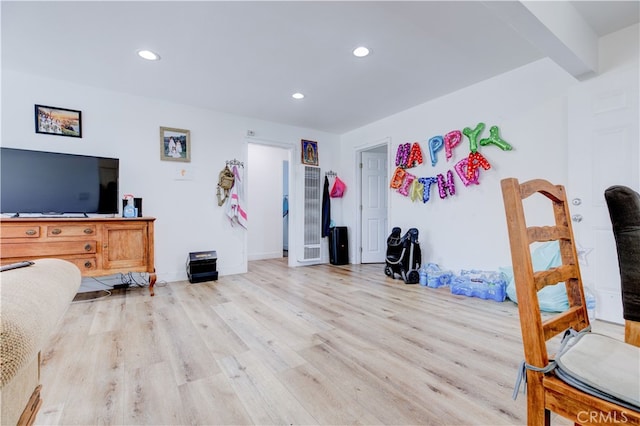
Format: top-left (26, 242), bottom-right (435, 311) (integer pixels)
top-left (533, 264), bottom-right (579, 292)
top-left (542, 306), bottom-right (588, 341)
top-left (519, 178), bottom-right (565, 202)
top-left (527, 225), bottom-right (572, 243)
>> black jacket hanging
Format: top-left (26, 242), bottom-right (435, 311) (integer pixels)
top-left (322, 176), bottom-right (331, 237)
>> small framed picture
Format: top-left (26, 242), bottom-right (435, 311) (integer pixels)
top-left (301, 139), bottom-right (318, 166)
top-left (160, 126), bottom-right (190, 162)
top-left (35, 105), bottom-right (82, 138)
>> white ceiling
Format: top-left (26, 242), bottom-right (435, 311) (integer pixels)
top-left (2, 1), bottom-right (638, 134)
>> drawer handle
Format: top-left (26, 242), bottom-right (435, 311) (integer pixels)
top-left (52, 228), bottom-right (62, 235)
top-left (25, 229), bottom-right (37, 236)
top-left (84, 244), bottom-right (92, 251)
top-left (84, 261), bottom-right (93, 268)
top-left (83, 228), bottom-right (94, 234)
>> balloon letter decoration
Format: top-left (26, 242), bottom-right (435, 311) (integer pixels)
top-left (395, 143), bottom-right (410, 167)
top-left (410, 179), bottom-right (424, 203)
top-left (479, 125), bottom-right (512, 151)
top-left (418, 177), bottom-right (438, 203)
top-left (398, 172), bottom-right (415, 196)
top-left (444, 130), bottom-right (462, 161)
top-left (406, 142), bottom-right (423, 168)
top-left (392, 123), bottom-right (513, 202)
top-left (462, 122), bottom-right (485, 153)
top-left (428, 136), bottom-right (444, 166)
top-left (466, 151), bottom-right (491, 180)
top-left (437, 170), bottom-right (456, 199)
top-left (390, 167), bottom-right (406, 189)
top-left (454, 157), bottom-right (479, 186)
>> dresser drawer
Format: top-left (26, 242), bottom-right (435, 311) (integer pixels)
top-left (0, 225), bottom-right (41, 239)
top-left (46, 224), bottom-right (96, 237)
top-left (65, 256), bottom-right (98, 273)
top-left (2, 241), bottom-right (97, 258)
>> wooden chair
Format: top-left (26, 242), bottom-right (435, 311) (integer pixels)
top-left (604, 185), bottom-right (640, 347)
top-left (501, 178), bottom-right (640, 425)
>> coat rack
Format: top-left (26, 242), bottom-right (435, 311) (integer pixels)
top-left (325, 170), bottom-right (337, 177)
top-left (226, 159), bottom-right (244, 168)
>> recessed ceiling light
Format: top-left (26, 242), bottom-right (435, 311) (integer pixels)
top-left (137, 50), bottom-right (161, 61)
top-left (292, 92), bottom-right (304, 100)
top-left (353, 46), bottom-right (370, 57)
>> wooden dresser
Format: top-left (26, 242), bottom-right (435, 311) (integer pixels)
top-left (0, 217), bottom-right (157, 295)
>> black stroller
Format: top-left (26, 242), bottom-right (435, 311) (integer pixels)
top-left (384, 227), bottom-right (421, 284)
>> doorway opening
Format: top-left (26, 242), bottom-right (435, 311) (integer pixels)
top-left (247, 142), bottom-right (292, 262)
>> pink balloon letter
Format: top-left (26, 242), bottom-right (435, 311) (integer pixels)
top-left (454, 158), bottom-right (479, 186)
top-left (398, 172), bottom-right (415, 196)
top-left (444, 130), bottom-right (462, 161)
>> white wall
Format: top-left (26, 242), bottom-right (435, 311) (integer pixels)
top-left (599, 24), bottom-right (640, 73)
top-left (247, 143), bottom-right (288, 260)
top-left (340, 58), bottom-right (579, 272)
top-left (1, 70), bottom-right (340, 281)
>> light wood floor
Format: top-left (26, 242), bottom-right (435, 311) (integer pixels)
top-left (35, 259), bottom-right (624, 425)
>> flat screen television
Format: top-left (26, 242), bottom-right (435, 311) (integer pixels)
top-left (1, 148), bottom-right (119, 216)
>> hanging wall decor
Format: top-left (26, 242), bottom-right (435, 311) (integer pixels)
top-left (35, 104), bottom-right (82, 138)
top-left (390, 121), bottom-right (514, 205)
top-left (160, 126), bottom-right (190, 162)
top-left (301, 139), bottom-right (318, 166)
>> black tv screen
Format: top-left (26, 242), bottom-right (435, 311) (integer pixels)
top-left (1, 148), bottom-right (119, 215)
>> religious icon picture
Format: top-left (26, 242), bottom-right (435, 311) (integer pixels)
top-left (301, 139), bottom-right (318, 166)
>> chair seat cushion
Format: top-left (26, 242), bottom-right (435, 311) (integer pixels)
top-left (555, 332), bottom-right (640, 411)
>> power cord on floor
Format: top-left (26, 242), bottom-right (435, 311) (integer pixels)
top-left (73, 273), bottom-right (169, 303)
top-left (118, 272), bottom-right (168, 289)
top-left (119, 271), bottom-right (148, 288)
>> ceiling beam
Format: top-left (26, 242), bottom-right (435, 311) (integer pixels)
top-left (483, 1), bottom-right (599, 80)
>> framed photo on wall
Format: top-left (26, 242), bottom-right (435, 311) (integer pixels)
top-left (160, 126), bottom-right (190, 162)
top-left (34, 105), bottom-right (82, 138)
top-left (301, 139), bottom-right (318, 166)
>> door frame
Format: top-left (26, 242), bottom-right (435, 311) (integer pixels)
top-left (246, 137), bottom-right (295, 267)
top-left (355, 137), bottom-right (390, 264)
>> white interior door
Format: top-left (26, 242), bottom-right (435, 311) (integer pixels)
top-left (361, 150), bottom-right (387, 263)
top-left (567, 65), bottom-right (639, 324)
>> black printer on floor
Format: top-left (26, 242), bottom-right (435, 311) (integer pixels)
top-left (186, 250), bottom-right (218, 283)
